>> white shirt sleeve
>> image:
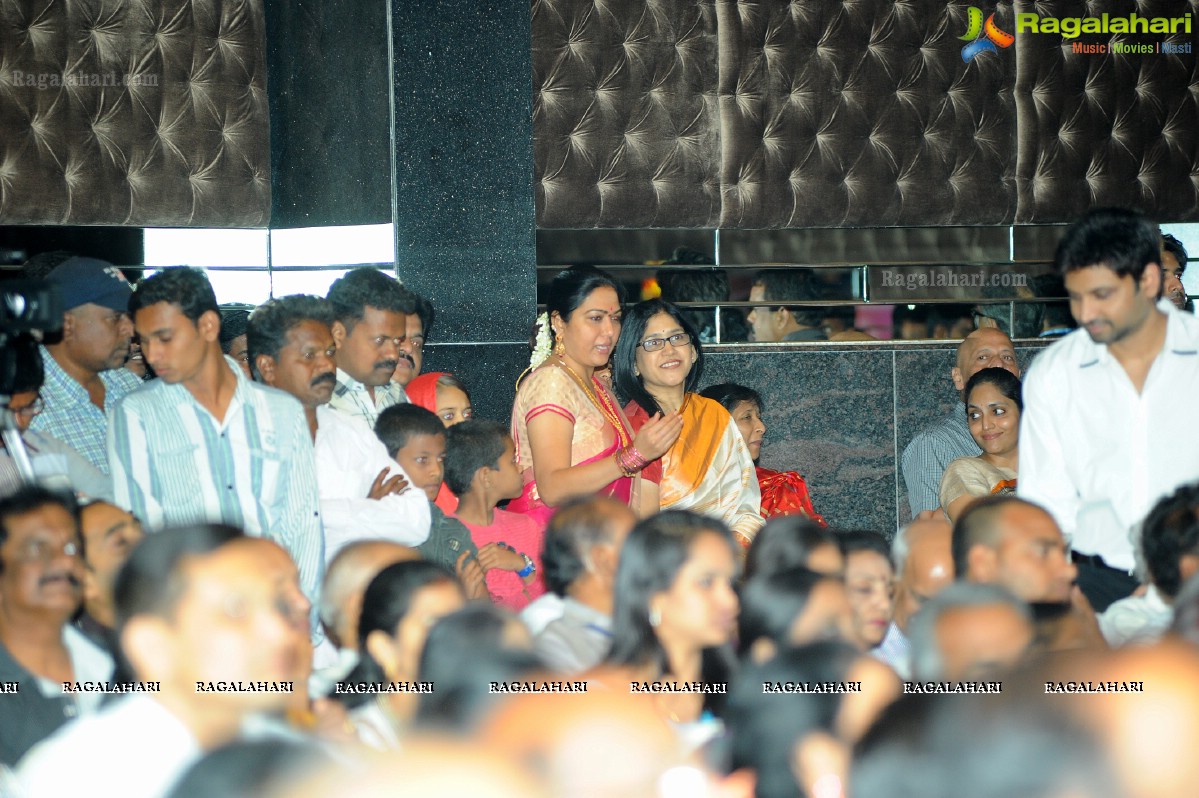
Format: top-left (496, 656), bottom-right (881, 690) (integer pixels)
top-left (315, 408), bottom-right (431, 563)
top-left (1017, 356), bottom-right (1080, 539)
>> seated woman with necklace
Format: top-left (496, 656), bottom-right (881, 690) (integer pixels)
top-left (612, 300), bottom-right (764, 547)
top-left (939, 367), bottom-right (1022, 523)
top-left (509, 267), bottom-right (683, 524)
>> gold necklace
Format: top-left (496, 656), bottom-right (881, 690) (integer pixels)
top-left (557, 361), bottom-right (631, 448)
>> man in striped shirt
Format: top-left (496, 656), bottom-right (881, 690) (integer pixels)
top-left (107, 268), bottom-right (324, 612)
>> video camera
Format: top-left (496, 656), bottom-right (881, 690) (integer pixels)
top-left (1, 279), bottom-right (62, 483)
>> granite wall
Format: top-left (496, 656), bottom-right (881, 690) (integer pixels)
top-left (704, 341), bottom-right (1048, 535)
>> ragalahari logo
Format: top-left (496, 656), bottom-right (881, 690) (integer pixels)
top-left (959, 7), bottom-right (1014, 62)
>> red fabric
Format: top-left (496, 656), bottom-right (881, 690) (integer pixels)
top-left (621, 401), bottom-right (665, 484)
top-left (406, 371), bottom-right (447, 413)
top-left (756, 467), bottom-right (826, 525)
top-left (435, 482), bottom-right (458, 514)
top-left (455, 509), bottom-right (547, 610)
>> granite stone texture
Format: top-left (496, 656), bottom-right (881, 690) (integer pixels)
top-left (421, 342), bottom-right (531, 427)
top-left (703, 349), bottom-right (895, 533)
top-left (702, 339), bottom-right (1051, 533)
top-left (391, 0), bottom-right (536, 344)
top-left (265, 0), bottom-right (392, 227)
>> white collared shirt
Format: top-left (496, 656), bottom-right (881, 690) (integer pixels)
top-left (314, 404), bottom-right (431, 564)
top-left (1019, 301), bottom-right (1199, 571)
top-left (17, 694), bottom-right (201, 798)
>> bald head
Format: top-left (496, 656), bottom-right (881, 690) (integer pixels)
top-left (956, 497), bottom-right (1076, 603)
top-left (320, 540), bottom-right (420, 649)
top-left (893, 518), bottom-right (954, 632)
top-left (952, 328), bottom-right (1019, 394)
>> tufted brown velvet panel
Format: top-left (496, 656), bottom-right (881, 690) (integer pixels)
top-left (0, 0), bottom-right (270, 226)
top-left (716, 0), bottom-right (1017, 227)
top-left (1013, 0), bottom-right (1199, 223)
top-left (532, 0), bottom-right (722, 227)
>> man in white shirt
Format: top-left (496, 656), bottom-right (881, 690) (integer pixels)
top-left (1020, 208), bottom-right (1199, 611)
top-left (17, 524), bottom-right (312, 798)
top-left (873, 516), bottom-right (953, 679)
top-left (530, 496), bottom-right (635, 674)
top-left (248, 295), bottom-right (431, 565)
top-left (1101, 483), bottom-right (1199, 646)
top-left (326, 268), bottom-right (416, 426)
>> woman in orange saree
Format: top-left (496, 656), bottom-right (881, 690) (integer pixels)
top-left (614, 300), bottom-right (765, 547)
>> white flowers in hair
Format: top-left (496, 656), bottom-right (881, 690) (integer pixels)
top-left (530, 312), bottom-right (553, 368)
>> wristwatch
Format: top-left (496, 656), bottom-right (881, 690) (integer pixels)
top-left (517, 554), bottom-right (536, 579)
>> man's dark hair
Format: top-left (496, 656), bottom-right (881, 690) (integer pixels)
top-left (542, 495), bottom-right (627, 596)
top-left (0, 485), bottom-right (79, 574)
top-left (443, 419), bottom-right (508, 497)
top-left (952, 495), bottom-right (1030, 579)
top-left (374, 403), bottom-right (445, 458)
top-left (412, 294), bottom-right (435, 341)
top-left (113, 524), bottom-right (244, 632)
top-left (1162, 233), bottom-right (1188, 275)
top-left (128, 267), bottom-right (220, 324)
top-left (1141, 483), bottom-right (1199, 599)
top-left (753, 268), bottom-right (825, 327)
top-left (218, 305), bottom-right (253, 355)
top-left (246, 295), bottom-right (335, 381)
top-left (325, 267), bottom-right (416, 332)
top-left (1054, 207), bottom-right (1161, 282)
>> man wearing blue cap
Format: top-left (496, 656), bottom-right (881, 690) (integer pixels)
top-left (30, 257), bottom-right (142, 475)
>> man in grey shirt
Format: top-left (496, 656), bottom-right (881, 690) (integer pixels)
top-left (534, 495), bottom-right (636, 675)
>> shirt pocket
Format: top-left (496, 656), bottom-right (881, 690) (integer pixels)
top-left (154, 444), bottom-right (205, 515)
top-left (248, 446), bottom-right (285, 509)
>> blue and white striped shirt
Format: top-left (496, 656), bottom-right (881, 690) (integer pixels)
top-left (107, 358), bottom-right (324, 607)
top-left (31, 345), bottom-right (143, 475)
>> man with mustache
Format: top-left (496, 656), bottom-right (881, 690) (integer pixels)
top-left (326, 268), bottom-right (417, 426)
top-left (31, 256), bottom-right (142, 475)
top-left (1020, 208), bottom-right (1199, 611)
top-left (17, 525), bottom-right (313, 798)
top-left (391, 293), bottom-right (435, 388)
top-left (108, 268), bottom-right (324, 626)
top-left (0, 486), bottom-right (113, 766)
top-left (248, 295), bottom-right (431, 566)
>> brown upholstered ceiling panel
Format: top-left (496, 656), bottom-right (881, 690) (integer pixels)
top-left (1013, 0), bottom-right (1199, 223)
top-left (717, 1), bottom-right (1017, 228)
top-left (533, 0), bottom-right (721, 227)
top-left (0, 0), bottom-right (270, 226)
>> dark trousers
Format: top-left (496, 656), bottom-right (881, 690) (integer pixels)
top-left (1074, 560), bottom-right (1138, 613)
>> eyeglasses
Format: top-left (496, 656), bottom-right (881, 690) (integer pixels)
top-left (4, 397), bottom-right (44, 418)
top-left (15, 538), bottom-right (80, 564)
top-left (637, 333), bottom-right (692, 352)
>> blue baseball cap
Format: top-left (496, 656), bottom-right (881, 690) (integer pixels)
top-left (47, 256), bottom-right (134, 313)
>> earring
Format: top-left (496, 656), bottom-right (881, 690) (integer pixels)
top-left (634, 366), bottom-right (640, 377)
top-left (553, 333), bottom-right (565, 359)
top-left (648, 606), bottom-right (662, 627)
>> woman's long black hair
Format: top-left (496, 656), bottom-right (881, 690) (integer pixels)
top-left (606, 510), bottom-right (738, 716)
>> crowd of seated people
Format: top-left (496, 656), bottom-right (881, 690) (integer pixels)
top-left (1, 206), bottom-right (1199, 798)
